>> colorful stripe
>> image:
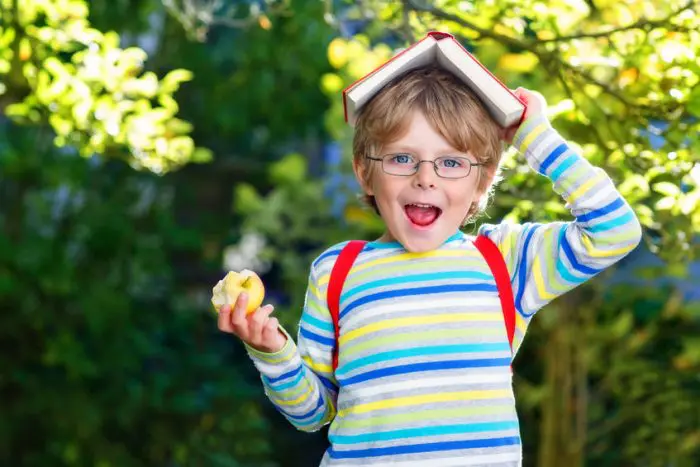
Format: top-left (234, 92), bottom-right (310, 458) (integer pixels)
top-left (244, 117), bottom-right (641, 465)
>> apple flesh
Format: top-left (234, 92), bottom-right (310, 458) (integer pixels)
top-left (211, 269), bottom-right (265, 315)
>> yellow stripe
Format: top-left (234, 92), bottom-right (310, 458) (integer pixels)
top-left (532, 256), bottom-right (557, 301)
top-left (580, 234), bottom-right (635, 258)
top-left (339, 313), bottom-right (501, 345)
top-left (274, 378), bottom-right (311, 399)
top-left (256, 351), bottom-right (294, 365)
top-left (338, 389), bottom-right (511, 417)
top-left (515, 312), bottom-right (527, 335)
top-left (272, 382), bottom-right (313, 406)
top-left (520, 122), bottom-right (548, 151)
top-left (318, 250), bottom-right (478, 286)
top-left (303, 356), bottom-right (332, 375)
top-left (532, 231), bottom-right (570, 301)
top-left (325, 398), bottom-right (337, 421)
top-left (309, 284), bottom-right (323, 302)
top-left (337, 405), bottom-right (512, 429)
top-left (568, 171), bottom-right (605, 202)
top-left (501, 236), bottom-right (513, 265)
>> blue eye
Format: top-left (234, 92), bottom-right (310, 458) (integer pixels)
top-left (389, 154), bottom-right (414, 164)
top-left (439, 158), bottom-right (464, 168)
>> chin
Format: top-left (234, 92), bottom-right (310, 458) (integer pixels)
top-left (393, 217), bottom-right (454, 253)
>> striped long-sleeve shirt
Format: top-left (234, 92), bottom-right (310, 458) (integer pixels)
top-left (244, 115), bottom-right (642, 466)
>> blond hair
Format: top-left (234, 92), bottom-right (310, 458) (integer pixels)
top-left (352, 66), bottom-right (504, 224)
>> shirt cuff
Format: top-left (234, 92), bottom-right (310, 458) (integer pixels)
top-left (244, 325), bottom-right (297, 366)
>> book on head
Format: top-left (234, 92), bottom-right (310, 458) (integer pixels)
top-left (342, 31), bottom-right (526, 128)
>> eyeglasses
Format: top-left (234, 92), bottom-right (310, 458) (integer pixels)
top-left (367, 153), bottom-right (483, 179)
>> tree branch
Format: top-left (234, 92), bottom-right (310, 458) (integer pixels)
top-left (403, 0), bottom-right (668, 114)
top-left (539, 0), bottom-right (698, 43)
top-left (403, 0), bottom-right (533, 52)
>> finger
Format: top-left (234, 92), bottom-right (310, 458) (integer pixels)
top-left (217, 305), bottom-right (233, 333)
top-left (230, 293), bottom-right (249, 338)
top-left (261, 317), bottom-right (281, 345)
top-left (248, 305), bottom-right (275, 341)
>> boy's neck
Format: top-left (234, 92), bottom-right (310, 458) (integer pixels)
top-left (371, 230), bottom-right (464, 247)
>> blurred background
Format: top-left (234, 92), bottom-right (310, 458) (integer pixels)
top-left (1, 0), bottom-right (699, 466)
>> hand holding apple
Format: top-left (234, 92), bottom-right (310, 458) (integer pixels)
top-left (211, 269), bottom-right (265, 314)
top-left (214, 270), bottom-right (287, 353)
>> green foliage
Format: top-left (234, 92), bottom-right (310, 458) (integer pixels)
top-left (1, 0), bottom-right (699, 466)
top-left (0, 0), bottom-right (209, 173)
top-left (0, 124), bottom-right (274, 466)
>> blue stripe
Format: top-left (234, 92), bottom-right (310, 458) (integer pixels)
top-left (264, 365), bottom-right (302, 384)
top-left (550, 154), bottom-right (578, 182)
top-left (330, 421), bottom-right (519, 444)
top-left (342, 271), bottom-right (493, 302)
top-left (318, 374), bottom-right (338, 392)
top-left (328, 436), bottom-right (520, 458)
top-left (336, 343), bottom-right (510, 376)
top-left (514, 225), bottom-right (538, 316)
top-left (300, 327), bottom-right (335, 346)
top-left (337, 358), bottom-right (512, 386)
top-left (312, 246), bottom-right (344, 268)
top-left (560, 227), bottom-right (601, 276)
top-left (283, 396), bottom-right (325, 421)
top-left (538, 143), bottom-right (568, 174)
top-left (555, 231), bottom-right (588, 286)
top-left (269, 368), bottom-right (305, 391)
top-left (576, 197), bottom-right (625, 223)
top-left (292, 407), bottom-right (326, 427)
top-left (341, 283), bottom-right (498, 320)
top-left (587, 211), bottom-right (636, 233)
top-left (301, 313), bottom-right (334, 333)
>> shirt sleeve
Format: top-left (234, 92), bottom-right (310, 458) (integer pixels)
top-left (478, 115), bottom-right (643, 351)
top-left (244, 262), bottom-right (339, 432)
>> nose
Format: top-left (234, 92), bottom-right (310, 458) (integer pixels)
top-left (412, 160), bottom-right (437, 189)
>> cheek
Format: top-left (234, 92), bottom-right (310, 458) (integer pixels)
top-left (446, 180), bottom-right (479, 206)
top-left (371, 176), bottom-right (404, 208)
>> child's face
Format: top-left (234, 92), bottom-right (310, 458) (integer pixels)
top-left (357, 110), bottom-right (484, 252)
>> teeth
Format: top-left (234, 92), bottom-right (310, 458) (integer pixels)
top-left (409, 203), bottom-right (434, 208)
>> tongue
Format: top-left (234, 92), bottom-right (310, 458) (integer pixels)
top-left (405, 205), bottom-right (440, 226)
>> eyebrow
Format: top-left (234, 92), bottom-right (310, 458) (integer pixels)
top-left (383, 146), bottom-right (468, 156)
top-left (382, 146), bottom-right (476, 161)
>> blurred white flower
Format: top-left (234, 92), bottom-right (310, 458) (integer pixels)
top-left (222, 232), bottom-right (271, 274)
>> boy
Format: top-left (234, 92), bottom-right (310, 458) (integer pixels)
top-left (218, 65), bottom-right (642, 465)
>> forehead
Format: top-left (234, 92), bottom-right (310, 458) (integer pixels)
top-left (381, 111), bottom-right (468, 155)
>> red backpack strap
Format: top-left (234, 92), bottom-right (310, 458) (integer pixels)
top-left (327, 240), bottom-right (367, 372)
top-left (474, 234), bottom-right (516, 356)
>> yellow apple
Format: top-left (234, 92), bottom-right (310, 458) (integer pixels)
top-left (211, 269), bottom-right (265, 315)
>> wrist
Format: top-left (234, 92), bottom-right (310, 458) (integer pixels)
top-left (244, 326), bottom-right (293, 359)
top-left (248, 330), bottom-right (287, 353)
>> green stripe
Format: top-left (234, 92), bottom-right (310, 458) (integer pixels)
top-left (344, 258), bottom-right (485, 289)
top-left (342, 328), bottom-right (502, 358)
top-left (338, 405), bottom-right (513, 429)
top-left (541, 228), bottom-right (570, 295)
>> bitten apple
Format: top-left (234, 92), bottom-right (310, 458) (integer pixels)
top-left (211, 269), bottom-right (265, 315)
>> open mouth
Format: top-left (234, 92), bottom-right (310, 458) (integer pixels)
top-left (404, 203), bottom-right (443, 227)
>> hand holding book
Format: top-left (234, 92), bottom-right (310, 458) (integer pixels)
top-left (501, 88), bottom-right (547, 145)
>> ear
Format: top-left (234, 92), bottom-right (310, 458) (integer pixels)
top-left (352, 156), bottom-right (374, 196)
